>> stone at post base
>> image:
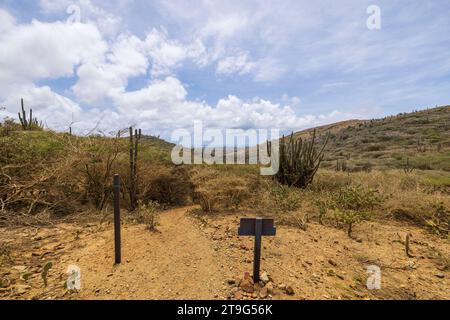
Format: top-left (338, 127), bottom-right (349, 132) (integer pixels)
top-left (239, 272), bottom-right (254, 293)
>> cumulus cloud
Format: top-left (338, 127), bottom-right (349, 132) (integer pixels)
top-left (0, 0), bottom-right (394, 137)
top-left (72, 33), bottom-right (148, 104)
top-left (40, 0), bottom-right (122, 37)
top-left (1, 85), bottom-right (81, 130)
top-left (0, 18), bottom-right (106, 96)
top-left (216, 52), bottom-right (256, 76)
top-left (144, 29), bottom-right (208, 77)
top-left (112, 77), bottom-right (351, 138)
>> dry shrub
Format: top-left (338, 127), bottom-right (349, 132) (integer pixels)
top-left (265, 182), bottom-right (302, 213)
top-left (0, 130), bottom-right (123, 224)
top-left (312, 170), bottom-right (450, 236)
top-left (0, 118), bottom-right (22, 137)
top-left (190, 167), bottom-right (252, 213)
top-left (67, 134), bottom-right (121, 210)
top-left (140, 164), bottom-right (193, 206)
top-left (425, 202), bottom-right (450, 237)
top-left (310, 171), bottom-right (352, 192)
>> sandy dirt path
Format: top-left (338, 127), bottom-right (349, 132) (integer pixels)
top-left (1, 206), bottom-right (449, 300)
top-left (65, 207), bottom-right (226, 299)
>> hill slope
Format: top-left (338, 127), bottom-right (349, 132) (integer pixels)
top-left (293, 106), bottom-right (450, 171)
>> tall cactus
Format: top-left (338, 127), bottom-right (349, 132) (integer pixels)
top-left (269, 129), bottom-right (329, 188)
top-left (129, 127), bottom-right (142, 211)
top-left (18, 98), bottom-right (42, 130)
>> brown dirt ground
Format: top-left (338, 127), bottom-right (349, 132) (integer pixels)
top-left (0, 206), bottom-right (449, 300)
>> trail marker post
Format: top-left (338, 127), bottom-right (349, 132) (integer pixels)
top-left (238, 217), bottom-right (276, 282)
top-left (113, 174), bottom-right (121, 264)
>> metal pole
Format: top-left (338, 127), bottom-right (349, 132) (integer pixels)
top-left (253, 217), bottom-right (262, 282)
top-left (113, 174), bottom-right (121, 264)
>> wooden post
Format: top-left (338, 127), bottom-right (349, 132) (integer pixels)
top-left (253, 217), bottom-right (262, 282)
top-left (113, 174), bottom-right (121, 264)
top-left (238, 217), bottom-right (276, 283)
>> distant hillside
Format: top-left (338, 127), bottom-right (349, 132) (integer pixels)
top-left (293, 119), bottom-right (366, 140)
top-left (297, 105), bottom-right (450, 171)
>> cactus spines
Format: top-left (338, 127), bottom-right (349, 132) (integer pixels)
top-left (18, 98), bottom-right (42, 130)
top-left (129, 126), bottom-right (142, 211)
top-left (269, 129), bottom-right (329, 188)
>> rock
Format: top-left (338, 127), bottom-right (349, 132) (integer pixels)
top-left (14, 284), bottom-right (31, 295)
top-left (278, 283), bottom-right (286, 290)
top-left (253, 282), bottom-right (263, 292)
top-left (226, 279), bottom-right (236, 285)
top-left (328, 259), bottom-right (338, 267)
top-left (285, 285), bottom-right (295, 295)
top-left (12, 266), bottom-right (27, 273)
top-left (239, 272), bottom-right (254, 293)
top-left (265, 282), bottom-right (274, 294)
top-left (259, 287), bottom-right (268, 299)
top-left (437, 265), bottom-right (446, 271)
top-left (230, 287), bottom-right (239, 294)
top-left (251, 292), bottom-right (258, 298)
top-left (435, 273), bottom-right (445, 279)
top-left (260, 271), bottom-right (270, 284)
top-left (354, 291), bottom-right (365, 298)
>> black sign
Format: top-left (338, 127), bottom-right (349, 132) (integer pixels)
top-left (238, 218), bottom-right (276, 236)
top-left (238, 217), bottom-right (276, 282)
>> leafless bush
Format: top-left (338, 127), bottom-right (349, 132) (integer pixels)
top-left (140, 165), bottom-right (193, 206)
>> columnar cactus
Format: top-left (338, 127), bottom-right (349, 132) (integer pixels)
top-left (269, 129), bottom-right (329, 188)
top-left (18, 98), bottom-right (42, 130)
top-left (129, 127), bottom-right (142, 211)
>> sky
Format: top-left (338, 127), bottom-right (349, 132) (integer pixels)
top-left (0, 0), bottom-right (449, 142)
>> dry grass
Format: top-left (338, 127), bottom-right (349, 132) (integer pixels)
top-left (1, 121), bottom-right (449, 239)
top-left (188, 166), bottom-right (450, 238)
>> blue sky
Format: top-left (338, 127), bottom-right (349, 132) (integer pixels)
top-left (0, 0), bottom-right (449, 139)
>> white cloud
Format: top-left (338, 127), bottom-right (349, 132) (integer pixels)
top-left (112, 76), bottom-right (352, 137)
top-left (1, 85), bottom-right (81, 130)
top-left (40, 0), bottom-right (122, 37)
top-left (0, 18), bottom-right (106, 96)
top-left (8, 2), bottom-right (447, 138)
top-left (216, 52), bottom-right (256, 76)
top-left (72, 34), bottom-right (148, 104)
top-left (0, 9), bottom-right (16, 33)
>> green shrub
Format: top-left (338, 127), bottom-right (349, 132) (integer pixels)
top-left (269, 183), bottom-right (302, 213)
top-left (137, 200), bottom-right (160, 231)
top-left (425, 202), bottom-right (449, 237)
top-left (331, 185), bottom-right (380, 237)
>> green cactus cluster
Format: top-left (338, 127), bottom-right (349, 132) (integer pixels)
top-left (18, 98), bottom-right (43, 131)
top-left (268, 129), bottom-right (329, 188)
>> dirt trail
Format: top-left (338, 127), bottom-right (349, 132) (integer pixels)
top-left (1, 206), bottom-right (449, 300)
top-left (67, 207), bottom-right (225, 299)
